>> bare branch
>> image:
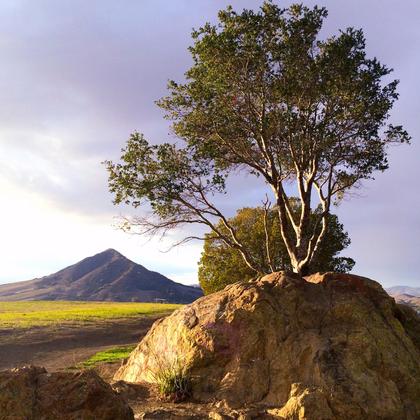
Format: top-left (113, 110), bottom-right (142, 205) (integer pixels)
top-left (262, 196), bottom-right (275, 273)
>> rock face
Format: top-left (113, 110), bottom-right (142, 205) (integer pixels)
top-left (115, 272), bottom-right (420, 419)
top-left (0, 366), bottom-right (133, 420)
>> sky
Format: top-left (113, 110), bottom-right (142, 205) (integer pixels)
top-left (0, 0), bottom-right (419, 287)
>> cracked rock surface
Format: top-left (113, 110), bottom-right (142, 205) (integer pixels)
top-left (115, 272), bottom-right (420, 419)
top-left (0, 365), bottom-right (134, 419)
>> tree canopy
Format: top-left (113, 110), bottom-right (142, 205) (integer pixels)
top-left (105, 2), bottom-right (409, 275)
top-left (199, 204), bottom-right (355, 294)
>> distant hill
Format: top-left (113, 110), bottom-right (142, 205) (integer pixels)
top-left (386, 285), bottom-right (420, 297)
top-left (386, 286), bottom-right (420, 313)
top-left (391, 294), bottom-right (420, 313)
top-left (0, 249), bottom-right (202, 303)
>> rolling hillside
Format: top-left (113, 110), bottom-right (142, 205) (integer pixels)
top-left (0, 249), bottom-right (202, 303)
top-left (386, 285), bottom-right (420, 313)
top-left (386, 285), bottom-right (420, 297)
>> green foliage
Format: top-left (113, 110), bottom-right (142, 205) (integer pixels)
top-left (0, 301), bottom-right (181, 329)
top-left (78, 345), bottom-right (136, 368)
top-left (150, 356), bottom-right (191, 402)
top-left (105, 132), bottom-right (226, 219)
top-left (199, 205), bottom-right (355, 294)
top-left (160, 2), bottom-right (409, 181)
top-left (105, 2), bottom-right (409, 274)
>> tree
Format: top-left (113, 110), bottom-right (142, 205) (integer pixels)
top-left (105, 2), bottom-right (409, 275)
top-left (199, 204), bottom-right (355, 294)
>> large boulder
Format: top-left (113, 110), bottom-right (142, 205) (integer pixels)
top-left (0, 365), bottom-right (133, 419)
top-left (115, 272), bottom-right (420, 419)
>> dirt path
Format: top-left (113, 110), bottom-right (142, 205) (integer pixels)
top-left (0, 316), bottom-right (160, 371)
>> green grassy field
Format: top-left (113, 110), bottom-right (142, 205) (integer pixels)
top-left (0, 301), bottom-right (181, 329)
top-left (78, 345), bottom-right (137, 368)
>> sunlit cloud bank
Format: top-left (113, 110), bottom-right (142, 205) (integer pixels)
top-left (0, 0), bottom-right (419, 287)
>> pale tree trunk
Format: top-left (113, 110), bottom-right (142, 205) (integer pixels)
top-left (272, 167), bottom-right (330, 275)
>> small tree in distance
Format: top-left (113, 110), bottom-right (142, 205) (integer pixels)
top-left (105, 2), bottom-right (409, 275)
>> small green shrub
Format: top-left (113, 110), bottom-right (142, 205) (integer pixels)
top-left (150, 356), bottom-right (191, 402)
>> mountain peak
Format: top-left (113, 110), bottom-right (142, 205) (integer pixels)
top-left (76, 249), bottom-right (128, 273)
top-left (98, 248), bottom-right (125, 259)
top-left (0, 249), bottom-right (203, 303)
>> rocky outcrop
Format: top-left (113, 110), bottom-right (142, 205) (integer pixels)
top-left (115, 272), bottom-right (420, 419)
top-left (0, 365), bottom-right (133, 419)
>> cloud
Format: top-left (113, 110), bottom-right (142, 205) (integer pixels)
top-left (0, 0), bottom-right (419, 287)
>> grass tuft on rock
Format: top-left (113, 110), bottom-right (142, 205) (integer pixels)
top-left (151, 357), bottom-right (191, 402)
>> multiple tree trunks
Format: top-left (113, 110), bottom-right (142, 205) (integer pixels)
top-left (106, 3), bottom-right (409, 276)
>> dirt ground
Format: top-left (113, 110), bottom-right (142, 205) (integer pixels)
top-left (0, 315), bottom-right (274, 418)
top-left (111, 381), bottom-right (271, 419)
top-left (0, 316), bottom-right (160, 371)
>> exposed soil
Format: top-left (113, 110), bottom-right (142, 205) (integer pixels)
top-left (0, 316), bottom-right (160, 371)
top-left (111, 381), bottom-right (271, 419)
top-left (0, 315), bottom-right (260, 419)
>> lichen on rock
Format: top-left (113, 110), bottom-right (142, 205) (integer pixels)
top-left (0, 365), bottom-right (133, 419)
top-left (115, 272), bottom-right (420, 419)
